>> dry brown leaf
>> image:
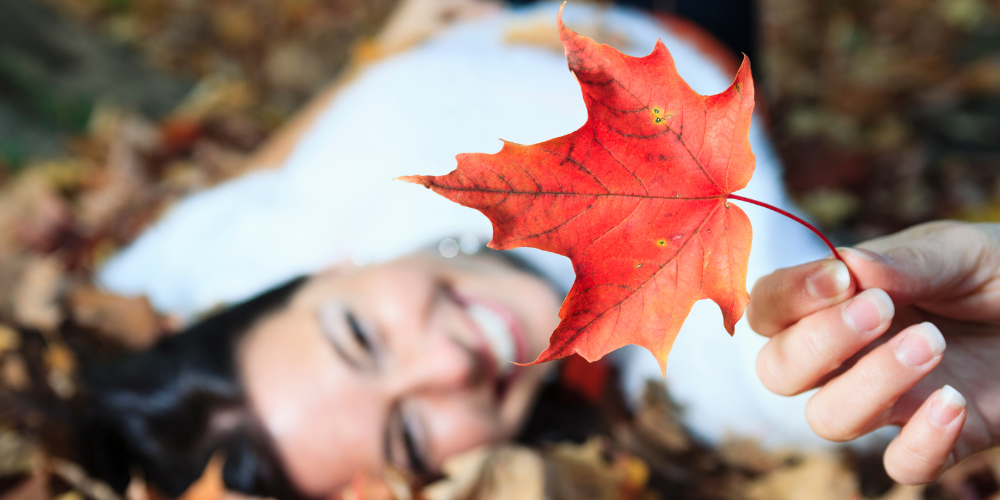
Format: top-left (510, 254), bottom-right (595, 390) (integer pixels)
top-left (53, 492), bottom-right (83, 500)
top-left (868, 484), bottom-right (923, 500)
top-left (0, 325), bottom-right (21, 353)
top-left (0, 173), bottom-right (73, 256)
top-left (502, 11), bottom-right (632, 55)
top-left (125, 474), bottom-right (149, 500)
top-left (422, 447), bottom-right (491, 500)
top-left (469, 447), bottom-right (546, 500)
top-left (422, 446), bottom-right (546, 500)
top-left (374, 0), bottom-right (501, 58)
top-left (0, 468), bottom-right (48, 500)
top-left (48, 458), bottom-right (121, 500)
top-left (44, 342), bottom-right (77, 398)
top-left (0, 431), bottom-right (36, 477)
top-left (76, 124), bottom-right (155, 236)
top-left (716, 437), bottom-right (789, 475)
top-left (12, 257), bottom-right (64, 333)
top-left (263, 43), bottom-right (326, 93)
top-left (176, 454), bottom-right (225, 500)
top-left (68, 287), bottom-right (161, 349)
top-left (2, 354), bottom-right (31, 391)
top-left (629, 381), bottom-right (690, 454)
top-left (547, 439), bottom-right (645, 500)
top-left (338, 470), bottom-right (402, 500)
top-left (935, 446), bottom-right (1000, 500)
top-left (744, 454), bottom-right (858, 500)
top-left (169, 78), bottom-right (257, 124)
top-left (45, 344), bottom-right (75, 374)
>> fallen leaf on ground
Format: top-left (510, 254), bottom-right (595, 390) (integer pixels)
top-left (2, 355), bottom-right (30, 391)
top-left (546, 439), bottom-right (647, 500)
top-left (422, 446), bottom-right (547, 500)
top-left (338, 470), bottom-right (405, 500)
top-left (0, 325), bottom-right (20, 353)
top-left (47, 458), bottom-right (120, 500)
top-left (0, 469), bottom-right (48, 500)
top-left (745, 454), bottom-right (857, 500)
top-left (68, 287), bottom-right (161, 349)
top-left (175, 454), bottom-right (224, 500)
top-left (13, 257), bottom-right (64, 333)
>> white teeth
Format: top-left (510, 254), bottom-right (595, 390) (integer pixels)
top-left (467, 303), bottom-right (515, 375)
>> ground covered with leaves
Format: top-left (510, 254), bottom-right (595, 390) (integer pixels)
top-left (1, 0), bottom-right (1000, 499)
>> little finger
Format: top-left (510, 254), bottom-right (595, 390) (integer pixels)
top-left (883, 385), bottom-right (967, 484)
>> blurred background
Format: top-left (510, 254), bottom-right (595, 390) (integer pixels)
top-left (3, 0), bottom-right (999, 246)
top-left (1, 0), bottom-right (999, 499)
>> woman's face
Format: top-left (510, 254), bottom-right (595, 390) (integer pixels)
top-left (237, 250), bottom-right (562, 497)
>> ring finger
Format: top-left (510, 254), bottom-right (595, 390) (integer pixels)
top-left (805, 322), bottom-right (947, 442)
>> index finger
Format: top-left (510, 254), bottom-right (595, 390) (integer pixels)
top-left (747, 257), bottom-right (854, 337)
top-left (850, 221), bottom-right (1000, 324)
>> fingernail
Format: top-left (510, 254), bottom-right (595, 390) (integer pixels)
top-left (843, 289), bottom-right (894, 334)
top-left (806, 260), bottom-right (851, 300)
top-left (929, 385), bottom-right (966, 427)
top-left (895, 322), bottom-right (946, 367)
top-left (838, 247), bottom-right (886, 263)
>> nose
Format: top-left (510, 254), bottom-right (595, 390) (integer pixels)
top-left (387, 327), bottom-right (479, 396)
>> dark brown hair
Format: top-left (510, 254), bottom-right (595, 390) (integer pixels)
top-left (77, 277), bottom-right (310, 500)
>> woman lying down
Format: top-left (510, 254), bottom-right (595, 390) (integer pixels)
top-left (81, 1), bottom-right (1000, 498)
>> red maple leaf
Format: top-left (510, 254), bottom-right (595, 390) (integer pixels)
top-left (401, 6), bottom-right (760, 372)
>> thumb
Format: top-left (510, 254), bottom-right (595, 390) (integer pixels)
top-left (839, 222), bottom-right (1000, 324)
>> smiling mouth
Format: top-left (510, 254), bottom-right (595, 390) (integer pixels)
top-left (449, 291), bottom-right (529, 400)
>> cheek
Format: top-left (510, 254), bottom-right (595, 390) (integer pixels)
top-left (492, 277), bottom-right (561, 355)
top-left (419, 395), bottom-right (500, 466)
top-left (240, 316), bottom-right (386, 497)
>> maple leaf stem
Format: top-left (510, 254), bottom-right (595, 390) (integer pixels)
top-left (727, 194), bottom-right (844, 262)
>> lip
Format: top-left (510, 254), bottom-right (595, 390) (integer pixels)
top-left (448, 290), bottom-right (529, 401)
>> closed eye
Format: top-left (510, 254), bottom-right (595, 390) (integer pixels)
top-left (402, 419), bottom-right (430, 476)
top-left (346, 311), bottom-right (372, 353)
top-left (317, 301), bottom-right (376, 370)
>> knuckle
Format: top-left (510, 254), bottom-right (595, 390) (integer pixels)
top-left (748, 275), bottom-right (781, 334)
top-left (939, 221), bottom-right (980, 241)
top-left (805, 397), bottom-right (858, 442)
top-left (756, 346), bottom-right (797, 397)
top-left (798, 324), bottom-right (829, 365)
top-left (745, 302), bottom-right (762, 332)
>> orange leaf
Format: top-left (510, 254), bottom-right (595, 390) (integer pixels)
top-left (177, 453), bottom-right (225, 500)
top-left (400, 3), bottom-right (755, 372)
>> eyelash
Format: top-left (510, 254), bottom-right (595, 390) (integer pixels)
top-left (345, 311), bottom-right (373, 353)
top-left (402, 417), bottom-right (429, 476)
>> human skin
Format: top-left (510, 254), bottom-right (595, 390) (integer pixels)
top-left (748, 220), bottom-right (1000, 484)
top-left (237, 250), bottom-right (561, 498)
